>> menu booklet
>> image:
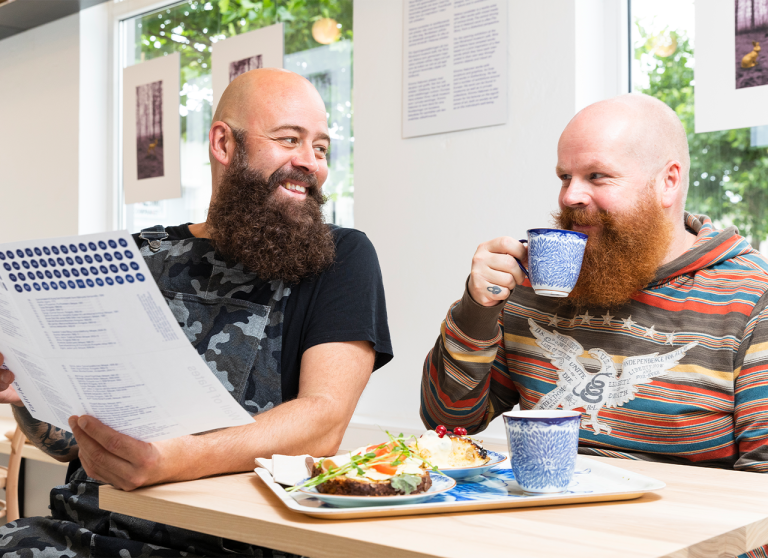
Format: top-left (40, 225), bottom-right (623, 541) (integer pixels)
top-left (0, 231), bottom-right (253, 441)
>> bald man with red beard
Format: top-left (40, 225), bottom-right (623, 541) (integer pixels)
top-left (0, 68), bottom-right (392, 558)
top-left (422, 94), bottom-right (768, 554)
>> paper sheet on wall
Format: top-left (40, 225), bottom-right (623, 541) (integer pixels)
top-left (402, 0), bottom-right (508, 138)
top-left (0, 231), bottom-right (253, 442)
top-left (211, 22), bottom-right (284, 112)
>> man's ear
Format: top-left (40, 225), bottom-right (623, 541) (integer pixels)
top-left (209, 121), bottom-right (237, 166)
top-left (660, 160), bottom-right (683, 209)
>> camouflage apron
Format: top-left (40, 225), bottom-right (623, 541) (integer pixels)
top-left (0, 236), bottom-right (299, 558)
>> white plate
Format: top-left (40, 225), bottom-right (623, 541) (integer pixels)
top-left (294, 472), bottom-right (455, 507)
top-left (437, 450), bottom-right (508, 479)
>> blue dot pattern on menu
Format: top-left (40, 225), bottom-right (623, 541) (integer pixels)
top-left (4, 240), bottom-right (139, 293)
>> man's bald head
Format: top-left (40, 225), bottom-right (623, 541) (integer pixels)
top-left (564, 94), bottom-right (690, 199)
top-left (212, 68), bottom-right (325, 131)
top-left (206, 67), bottom-right (330, 197)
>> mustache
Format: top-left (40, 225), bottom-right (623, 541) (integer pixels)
top-left (266, 167), bottom-right (320, 193)
top-left (555, 207), bottom-right (612, 230)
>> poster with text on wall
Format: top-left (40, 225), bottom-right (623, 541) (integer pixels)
top-left (695, 0), bottom-right (768, 133)
top-left (211, 23), bottom-right (284, 112)
top-left (402, 0), bottom-right (508, 139)
top-left (122, 52), bottom-right (181, 205)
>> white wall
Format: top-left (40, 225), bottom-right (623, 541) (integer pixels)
top-left (351, 0), bottom-right (583, 444)
top-left (79, 3), bottom-right (113, 235)
top-left (575, 0), bottom-right (629, 112)
top-left (0, 15), bottom-right (81, 243)
top-left (0, 13), bottom-right (83, 516)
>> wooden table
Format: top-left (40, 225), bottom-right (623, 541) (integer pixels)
top-left (98, 449), bottom-right (768, 558)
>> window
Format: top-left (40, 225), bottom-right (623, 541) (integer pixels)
top-left (121, 0), bottom-right (354, 233)
top-left (631, 0), bottom-right (768, 251)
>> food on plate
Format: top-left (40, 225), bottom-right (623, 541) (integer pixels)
top-left (288, 434), bottom-right (438, 496)
top-left (413, 425), bottom-right (490, 469)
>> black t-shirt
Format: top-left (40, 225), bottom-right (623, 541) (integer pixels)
top-left (133, 224), bottom-right (393, 401)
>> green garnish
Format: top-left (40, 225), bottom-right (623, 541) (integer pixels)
top-left (390, 473), bottom-right (422, 495)
top-left (287, 431), bottom-right (442, 493)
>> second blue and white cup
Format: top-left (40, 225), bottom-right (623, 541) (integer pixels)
top-left (519, 228), bottom-right (588, 297)
top-left (502, 410), bottom-right (581, 494)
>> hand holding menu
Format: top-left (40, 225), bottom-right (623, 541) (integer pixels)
top-left (0, 231), bottom-right (253, 441)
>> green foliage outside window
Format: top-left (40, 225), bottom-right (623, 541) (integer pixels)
top-left (635, 24), bottom-right (768, 248)
top-left (135, 0), bottom-right (352, 139)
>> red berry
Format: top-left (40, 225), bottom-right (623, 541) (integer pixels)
top-left (455, 427), bottom-right (468, 436)
top-left (435, 425), bottom-right (447, 438)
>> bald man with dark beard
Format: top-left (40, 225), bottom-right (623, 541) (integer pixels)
top-left (422, 94), bottom-right (768, 513)
top-left (0, 69), bottom-right (392, 557)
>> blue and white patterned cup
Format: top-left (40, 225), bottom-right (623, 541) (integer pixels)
top-left (502, 410), bottom-right (581, 494)
top-left (519, 228), bottom-right (587, 297)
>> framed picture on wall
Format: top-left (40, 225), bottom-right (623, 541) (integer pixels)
top-left (122, 52), bottom-right (181, 204)
top-left (695, 0), bottom-right (768, 133)
top-left (211, 22), bottom-right (284, 112)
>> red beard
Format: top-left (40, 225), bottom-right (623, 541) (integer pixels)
top-left (553, 189), bottom-right (673, 309)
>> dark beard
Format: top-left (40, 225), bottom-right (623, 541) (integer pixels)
top-left (205, 132), bottom-right (336, 284)
top-left (553, 188), bottom-right (673, 310)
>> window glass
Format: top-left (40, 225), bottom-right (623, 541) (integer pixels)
top-left (632, 0), bottom-right (768, 251)
top-left (122, 0), bottom-right (354, 233)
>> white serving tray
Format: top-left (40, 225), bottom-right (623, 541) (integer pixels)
top-left (255, 455), bottom-right (666, 520)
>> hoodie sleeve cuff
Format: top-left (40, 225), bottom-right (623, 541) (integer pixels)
top-left (450, 279), bottom-right (505, 341)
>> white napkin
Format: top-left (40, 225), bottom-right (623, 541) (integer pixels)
top-left (254, 454), bottom-right (316, 486)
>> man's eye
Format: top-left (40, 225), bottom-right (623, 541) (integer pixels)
top-left (282, 137), bottom-right (298, 144)
top-left (590, 173), bottom-right (605, 180)
top-left (315, 145), bottom-right (329, 156)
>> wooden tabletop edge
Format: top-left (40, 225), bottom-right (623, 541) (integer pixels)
top-left (98, 485), bottom-right (441, 558)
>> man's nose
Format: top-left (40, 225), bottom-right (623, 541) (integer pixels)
top-left (560, 178), bottom-right (592, 208)
top-left (291, 143), bottom-right (319, 174)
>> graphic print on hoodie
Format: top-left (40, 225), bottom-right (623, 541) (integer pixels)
top-left (422, 213), bottom-right (768, 472)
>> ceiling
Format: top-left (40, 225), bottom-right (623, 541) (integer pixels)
top-left (0, 0), bottom-right (110, 41)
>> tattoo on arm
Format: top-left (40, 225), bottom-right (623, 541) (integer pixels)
top-left (12, 405), bottom-right (79, 462)
top-left (487, 286), bottom-right (502, 295)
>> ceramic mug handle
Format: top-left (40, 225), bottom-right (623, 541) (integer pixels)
top-left (515, 238), bottom-right (530, 279)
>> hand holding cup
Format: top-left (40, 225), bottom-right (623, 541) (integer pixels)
top-left (468, 237), bottom-right (529, 307)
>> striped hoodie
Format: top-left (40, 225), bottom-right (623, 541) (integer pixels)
top-left (421, 214), bottom-right (768, 472)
